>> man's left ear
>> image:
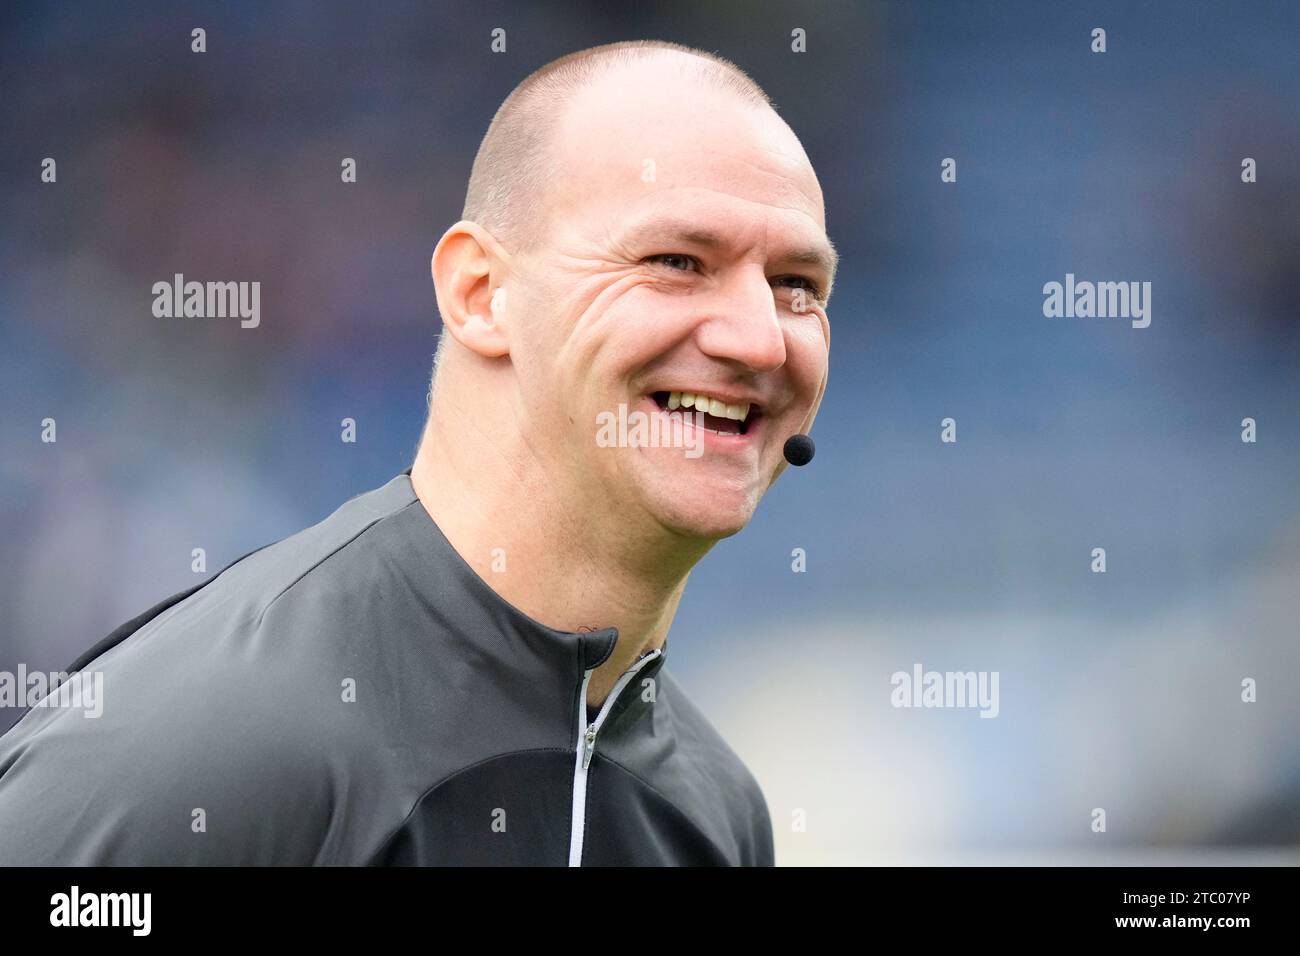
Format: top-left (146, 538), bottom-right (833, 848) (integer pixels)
top-left (430, 220), bottom-right (513, 359)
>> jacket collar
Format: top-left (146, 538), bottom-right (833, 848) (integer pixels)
top-left (390, 470), bottom-right (668, 724)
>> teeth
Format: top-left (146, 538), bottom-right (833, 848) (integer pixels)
top-left (663, 391), bottom-right (752, 422)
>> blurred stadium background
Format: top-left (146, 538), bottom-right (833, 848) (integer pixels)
top-left (1, 1), bottom-right (1297, 864)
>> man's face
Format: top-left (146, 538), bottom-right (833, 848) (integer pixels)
top-left (505, 64), bottom-right (833, 542)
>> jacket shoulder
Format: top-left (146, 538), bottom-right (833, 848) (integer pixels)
top-left (0, 477), bottom-right (423, 865)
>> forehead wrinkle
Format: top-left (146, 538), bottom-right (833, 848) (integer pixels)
top-left (612, 144), bottom-right (821, 219)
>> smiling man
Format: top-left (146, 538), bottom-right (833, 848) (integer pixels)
top-left (0, 40), bottom-right (834, 866)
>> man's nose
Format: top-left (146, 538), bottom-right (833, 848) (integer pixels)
top-left (694, 266), bottom-right (787, 374)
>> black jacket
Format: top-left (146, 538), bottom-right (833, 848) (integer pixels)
top-left (0, 472), bottom-right (775, 865)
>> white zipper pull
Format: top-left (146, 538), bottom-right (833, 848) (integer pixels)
top-left (582, 723), bottom-right (598, 770)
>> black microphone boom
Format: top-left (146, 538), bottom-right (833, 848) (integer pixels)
top-left (783, 434), bottom-right (815, 467)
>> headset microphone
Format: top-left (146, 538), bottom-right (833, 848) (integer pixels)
top-left (783, 434), bottom-right (815, 467)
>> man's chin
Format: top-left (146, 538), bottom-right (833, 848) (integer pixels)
top-left (642, 491), bottom-right (757, 542)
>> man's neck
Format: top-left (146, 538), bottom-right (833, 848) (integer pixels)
top-left (409, 404), bottom-right (708, 710)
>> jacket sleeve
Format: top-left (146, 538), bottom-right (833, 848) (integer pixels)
top-left (0, 624), bottom-right (336, 865)
top-left (747, 779), bottom-right (777, 866)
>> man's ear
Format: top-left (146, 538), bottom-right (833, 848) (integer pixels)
top-left (431, 220), bottom-right (511, 359)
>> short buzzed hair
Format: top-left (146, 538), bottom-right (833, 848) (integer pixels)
top-left (462, 39), bottom-right (774, 255)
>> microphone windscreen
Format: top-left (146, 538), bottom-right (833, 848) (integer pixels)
top-left (783, 434), bottom-right (815, 467)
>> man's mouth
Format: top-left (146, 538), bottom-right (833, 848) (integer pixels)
top-left (649, 390), bottom-right (761, 436)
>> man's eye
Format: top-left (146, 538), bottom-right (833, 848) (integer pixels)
top-left (774, 275), bottom-right (824, 300)
top-left (645, 253), bottom-right (699, 272)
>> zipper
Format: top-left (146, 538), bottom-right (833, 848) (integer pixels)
top-left (567, 647), bottom-right (662, 867)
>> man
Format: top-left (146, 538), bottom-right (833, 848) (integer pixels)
top-left (0, 39), bottom-right (835, 865)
